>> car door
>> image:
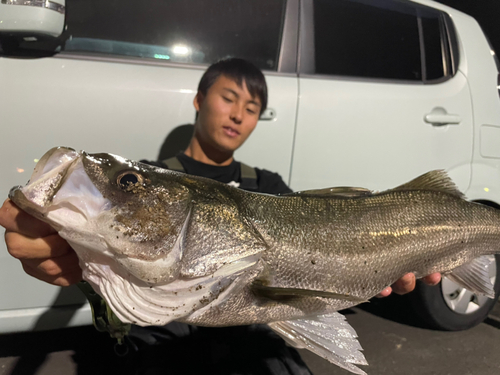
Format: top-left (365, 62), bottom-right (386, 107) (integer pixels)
top-left (290, 0), bottom-right (473, 192)
top-left (0, 0), bottom-right (297, 332)
top-left (236, 0), bottom-right (299, 181)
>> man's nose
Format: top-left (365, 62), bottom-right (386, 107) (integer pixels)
top-left (230, 105), bottom-right (243, 124)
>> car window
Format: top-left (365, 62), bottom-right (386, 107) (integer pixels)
top-left (313, 0), bottom-right (421, 81)
top-left (0, 0), bottom-right (286, 71)
top-left (310, 0), bottom-right (453, 82)
top-left (420, 10), bottom-right (452, 81)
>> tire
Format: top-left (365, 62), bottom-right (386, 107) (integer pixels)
top-left (406, 254), bottom-right (500, 331)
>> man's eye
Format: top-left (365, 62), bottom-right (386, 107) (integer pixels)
top-left (223, 97), bottom-right (233, 103)
top-left (247, 108), bottom-right (256, 115)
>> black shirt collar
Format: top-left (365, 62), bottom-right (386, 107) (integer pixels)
top-left (176, 153), bottom-right (240, 184)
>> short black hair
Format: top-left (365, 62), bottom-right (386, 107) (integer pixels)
top-left (197, 58), bottom-right (268, 115)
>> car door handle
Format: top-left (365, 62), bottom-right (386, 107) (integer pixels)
top-left (260, 108), bottom-right (277, 121)
top-left (424, 107), bottom-right (461, 126)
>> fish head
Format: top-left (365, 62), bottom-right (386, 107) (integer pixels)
top-left (10, 147), bottom-right (193, 284)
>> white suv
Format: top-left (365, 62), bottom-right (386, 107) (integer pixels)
top-left (1, 0), bottom-right (499, 333)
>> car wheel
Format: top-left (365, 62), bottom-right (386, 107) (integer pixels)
top-left (407, 254), bottom-right (500, 331)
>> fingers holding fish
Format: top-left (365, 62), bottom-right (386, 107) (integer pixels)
top-left (375, 286), bottom-right (392, 298)
top-left (391, 273), bottom-right (417, 295)
top-left (20, 251), bottom-right (82, 286)
top-left (375, 273), bottom-right (415, 297)
top-left (376, 271), bottom-right (442, 297)
top-left (5, 231), bottom-right (73, 260)
top-left (3, 211), bottom-right (80, 286)
top-left (391, 272), bottom-right (442, 295)
top-left (0, 199), bottom-right (56, 238)
top-left (422, 272), bottom-right (441, 286)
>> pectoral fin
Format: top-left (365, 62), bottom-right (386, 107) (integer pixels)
top-left (252, 283), bottom-right (366, 302)
top-left (269, 312), bottom-right (368, 375)
top-left (446, 256), bottom-right (496, 299)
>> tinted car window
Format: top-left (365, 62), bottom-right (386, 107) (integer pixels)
top-left (1, 0), bottom-right (286, 71)
top-left (313, 0), bottom-right (422, 81)
top-left (309, 0), bottom-right (455, 82)
top-left (420, 11), bottom-right (451, 81)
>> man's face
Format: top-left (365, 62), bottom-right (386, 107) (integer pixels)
top-left (194, 75), bottom-right (262, 153)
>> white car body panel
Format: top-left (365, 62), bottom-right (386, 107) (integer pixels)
top-left (413, 0), bottom-right (500, 200)
top-left (290, 72), bottom-right (473, 191)
top-left (0, 301), bottom-right (91, 333)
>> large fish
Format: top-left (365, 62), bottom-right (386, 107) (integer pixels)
top-left (9, 147), bottom-right (500, 374)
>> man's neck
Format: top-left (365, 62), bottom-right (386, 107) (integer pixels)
top-left (184, 135), bottom-right (234, 166)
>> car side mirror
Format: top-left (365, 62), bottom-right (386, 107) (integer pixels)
top-left (0, 0), bottom-right (65, 38)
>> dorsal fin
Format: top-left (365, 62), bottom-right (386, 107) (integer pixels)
top-left (283, 170), bottom-right (463, 199)
top-left (282, 186), bottom-right (372, 198)
top-left (387, 170), bottom-right (465, 198)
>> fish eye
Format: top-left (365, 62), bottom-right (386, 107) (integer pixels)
top-left (117, 171), bottom-right (143, 189)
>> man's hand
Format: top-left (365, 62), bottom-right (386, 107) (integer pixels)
top-left (0, 199), bottom-right (82, 286)
top-left (377, 272), bottom-right (442, 298)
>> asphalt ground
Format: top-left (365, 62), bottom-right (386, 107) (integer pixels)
top-left (1, 298), bottom-right (500, 375)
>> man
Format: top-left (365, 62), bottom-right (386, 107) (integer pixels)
top-left (0, 58), bottom-right (440, 374)
top-left (147, 58), bottom-right (292, 195)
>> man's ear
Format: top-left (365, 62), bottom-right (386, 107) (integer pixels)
top-left (193, 92), bottom-right (204, 112)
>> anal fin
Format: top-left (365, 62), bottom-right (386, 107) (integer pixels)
top-left (446, 255), bottom-right (496, 299)
top-left (268, 312), bottom-right (367, 375)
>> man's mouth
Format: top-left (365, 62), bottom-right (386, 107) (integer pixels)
top-left (223, 126), bottom-right (240, 138)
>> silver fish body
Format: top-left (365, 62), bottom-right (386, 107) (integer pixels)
top-left (184, 185), bottom-right (500, 326)
top-left (9, 147), bottom-right (500, 375)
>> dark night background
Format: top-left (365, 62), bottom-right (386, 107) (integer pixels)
top-left (435, 0), bottom-right (500, 55)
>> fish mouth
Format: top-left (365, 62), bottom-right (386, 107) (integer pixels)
top-left (9, 147), bottom-right (80, 210)
top-left (9, 146), bottom-right (113, 227)
top-left (30, 147), bottom-right (80, 185)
